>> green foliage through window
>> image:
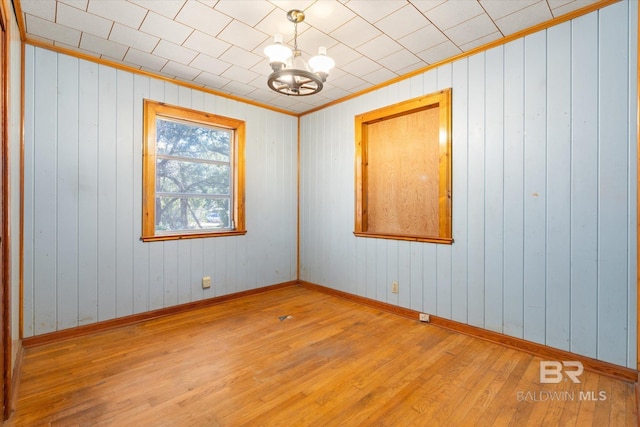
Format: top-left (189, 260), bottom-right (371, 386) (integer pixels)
top-left (155, 118), bottom-right (232, 232)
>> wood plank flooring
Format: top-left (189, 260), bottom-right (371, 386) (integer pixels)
top-left (6, 286), bottom-right (638, 426)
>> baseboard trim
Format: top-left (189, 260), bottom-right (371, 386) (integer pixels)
top-left (22, 281), bottom-right (298, 348)
top-left (635, 376), bottom-right (640, 425)
top-left (9, 342), bottom-right (23, 417)
top-left (299, 281), bottom-right (638, 383)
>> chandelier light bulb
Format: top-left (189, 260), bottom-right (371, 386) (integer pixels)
top-left (309, 46), bottom-right (335, 81)
top-left (264, 34), bottom-right (292, 71)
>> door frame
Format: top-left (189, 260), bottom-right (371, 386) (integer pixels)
top-left (0, 0), bottom-right (9, 420)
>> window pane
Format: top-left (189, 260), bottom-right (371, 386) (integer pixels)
top-left (156, 197), bottom-right (231, 232)
top-left (142, 100), bottom-right (246, 241)
top-left (156, 159), bottom-right (230, 195)
top-left (156, 118), bottom-right (230, 162)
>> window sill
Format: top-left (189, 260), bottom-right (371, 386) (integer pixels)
top-left (141, 230), bottom-right (247, 242)
top-left (353, 231), bottom-right (453, 244)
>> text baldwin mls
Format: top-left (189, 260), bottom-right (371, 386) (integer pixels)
top-left (517, 390), bottom-right (607, 402)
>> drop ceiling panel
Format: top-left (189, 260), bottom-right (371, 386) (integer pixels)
top-left (140, 12), bottom-right (193, 45)
top-left (17, 0), bottom-right (610, 114)
top-left (87, 0), bottom-right (147, 29)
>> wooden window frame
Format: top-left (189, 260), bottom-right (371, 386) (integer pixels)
top-left (354, 89), bottom-right (452, 244)
top-left (142, 100), bottom-right (246, 241)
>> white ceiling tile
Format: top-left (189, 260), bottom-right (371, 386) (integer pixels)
top-left (198, 0), bottom-right (217, 7)
top-left (109, 23), bottom-right (159, 53)
top-left (128, 0), bottom-right (187, 19)
top-left (162, 60), bottom-right (201, 80)
top-left (423, 1), bottom-right (485, 31)
top-left (183, 31), bottom-right (231, 59)
top-left (480, 0), bottom-right (543, 21)
top-left (322, 43), bottom-right (360, 67)
top-left (444, 13), bottom-right (500, 47)
top-left (374, 4), bottom-right (429, 40)
top-left (547, 0), bottom-right (574, 8)
top-left (175, 1), bottom-right (232, 37)
top-left (53, 41), bottom-right (87, 54)
top-left (217, 20), bottom-right (269, 52)
top-left (398, 24), bottom-right (448, 53)
top-left (345, 0), bottom-right (406, 24)
top-left (395, 61), bottom-right (427, 76)
top-left (494, 2), bottom-right (553, 35)
top-left (140, 12), bottom-right (194, 45)
top-left (331, 16), bottom-right (382, 49)
top-left (219, 46), bottom-right (263, 69)
top-left (341, 56), bottom-right (380, 76)
top-left (193, 71), bottom-right (231, 88)
top-left (247, 73), bottom-right (270, 89)
top-left (322, 66), bottom-right (347, 82)
top-left (362, 67), bottom-right (397, 85)
top-left (26, 14), bottom-right (81, 47)
top-left (221, 65), bottom-right (260, 84)
top-left (268, 93), bottom-right (303, 109)
top-left (20, 0), bottom-right (56, 20)
top-left (304, 1), bottom-right (356, 34)
top-left (269, 1), bottom-right (316, 14)
top-left (80, 33), bottom-right (128, 60)
top-left (87, 0), bottom-right (147, 29)
top-left (23, 33), bottom-right (55, 46)
top-left (549, 0), bottom-right (599, 17)
top-left (190, 54), bottom-right (232, 75)
top-left (214, 1), bottom-right (276, 26)
top-left (59, 0), bottom-right (87, 10)
top-left (377, 49), bottom-right (422, 73)
top-left (124, 48), bottom-right (168, 70)
top-left (458, 31), bottom-right (501, 50)
top-left (358, 34), bottom-right (403, 61)
top-left (294, 27), bottom-right (339, 56)
top-left (56, 2), bottom-right (113, 38)
top-left (308, 84), bottom-right (350, 100)
top-left (245, 89), bottom-right (280, 104)
top-left (255, 8), bottom-right (310, 41)
top-left (221, 81), bottom-right (258, 96)
top-left (417, 40), bottom-right (462, 64)
top-left (409, 0), bottom-right (446, 13)
top-left (153, 40), bottom-right (198, 64)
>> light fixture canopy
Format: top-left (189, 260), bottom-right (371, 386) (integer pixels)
top-left (264, 9), bottom-right (335, 96)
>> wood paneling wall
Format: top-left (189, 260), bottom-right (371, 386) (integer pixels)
top-left (22, 47), bottom-right (298, 337)
top-left (300, 1), bottom-right (638, 368)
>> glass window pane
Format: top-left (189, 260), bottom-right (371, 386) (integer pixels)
top-left (156, 118), bottom-right (230, 162)
top-left (155, 197), bottom-right (231, 232)
top-left (156, 159), bottom-right (230, 195)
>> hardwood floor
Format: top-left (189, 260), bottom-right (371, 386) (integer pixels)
top-left (6, 285), bottom-right (638, 426)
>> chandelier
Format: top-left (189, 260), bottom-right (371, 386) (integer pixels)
top-left (264, 9), bottom-right (335, 96)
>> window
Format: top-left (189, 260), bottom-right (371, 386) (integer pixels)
top-left (142, 100), bottom-right (246, 241)
top-left (354, 89), bottom-right (452, 244)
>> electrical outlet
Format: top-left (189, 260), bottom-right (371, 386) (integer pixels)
top-left (419, 313), bottom-right (430, 322)
top-left (391, 281), bottom-right (399, 294)
top-left (202, 276), bottom-right (211, 289)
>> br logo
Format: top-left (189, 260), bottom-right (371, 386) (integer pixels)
top-left (539, 361), bottom-right (584, 384)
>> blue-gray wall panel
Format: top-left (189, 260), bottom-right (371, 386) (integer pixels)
top-left (300, 1), bottom-right (637, 367)
top-left (23, 48), bottom-right (298, 336)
